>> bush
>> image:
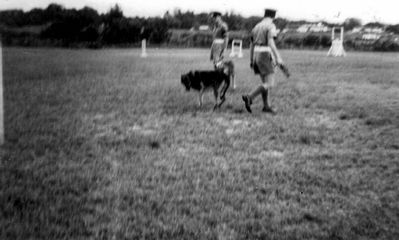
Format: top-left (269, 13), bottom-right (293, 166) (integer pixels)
top-left (303, 34), bottom-right (320, 47)
top-left (279, 33), bottom-right (304, 49)
top-left (1, 3), bottom-right (399, 51)
top-left (373, 38), bottom-right (399, 51)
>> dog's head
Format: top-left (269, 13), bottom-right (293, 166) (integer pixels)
top-left (181, 71), bottom-right (193, 91)
top-left (223, 60), bottom-right (234, 76)
top-left (216, 60), bottom-right (234, 76)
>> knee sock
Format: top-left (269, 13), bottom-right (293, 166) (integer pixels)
top-left (261, 89), bottom-right (270, 108)
top-left (249, 85), bottom-right (266, 102)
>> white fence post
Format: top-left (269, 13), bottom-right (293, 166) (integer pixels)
top-left (141, 39), bottom-right (148, 58)
top-left (327, 27), bottom-right (346, 57)
top-left (230, 39), bottom-right (243, 58)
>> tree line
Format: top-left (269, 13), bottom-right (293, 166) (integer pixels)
top-left (1, 3), bottom-right (399, 51)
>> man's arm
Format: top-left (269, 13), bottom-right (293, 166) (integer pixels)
top-left (249, 37), bottom-right (254, 68)
top-left (268, 33), bottom-right (283, 65)
top-left (268, 31), bottom-right (290, 77)
top-left (224, 33), bottom-right (229, 51)
top-left (210, 42), bottom-right (214, 60)
top-left (223, 24), bottom-right (229, 52)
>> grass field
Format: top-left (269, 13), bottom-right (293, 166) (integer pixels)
top-left (0, 47), bottom-right (398, 239)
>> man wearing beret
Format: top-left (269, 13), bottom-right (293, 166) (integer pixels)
top-left (209, 12), bottom-right (229, 69)
top-left (242, 8), bottom-right (284, 114)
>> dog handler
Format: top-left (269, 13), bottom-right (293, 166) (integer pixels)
top-left (242, 8), bottom-right (284, 114)
top-left (210, 12), bottom-right (228, 69)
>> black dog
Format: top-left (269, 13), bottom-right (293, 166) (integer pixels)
top-left (181, 70), bottom-right (230, 110)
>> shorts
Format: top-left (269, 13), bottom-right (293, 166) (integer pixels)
top-left (253, 51), bottom-right (275, 75)
top-left (210, 42), bottom-right (225, 67)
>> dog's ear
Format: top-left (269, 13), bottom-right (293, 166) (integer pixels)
top-left (223, 68), bottom-right (229, 75)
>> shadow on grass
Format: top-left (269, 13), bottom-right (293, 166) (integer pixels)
top-left (161, 89), bottom-right (247, 117)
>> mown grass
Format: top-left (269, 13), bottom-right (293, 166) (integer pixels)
top-left (0, 48), bottom-right (398, 239)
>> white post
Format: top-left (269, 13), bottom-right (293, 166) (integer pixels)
top-left (238, 40), bottom-right (243, 58)
top-left (340, 27), bottom-right (344, 41)
top-left (141, 39), bottom-right (147, 58)
top-left (229, 40), bottom-right (235, 57)
top-left (327, 27), bottom-right (346, 57)
top-left (0, 40), bottom-right (4, 145)
top-left (230, 39), bottom-right (243, 58)
top-left (331, 27), bottom-right (335, 40)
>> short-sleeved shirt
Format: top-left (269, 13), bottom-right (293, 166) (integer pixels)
top-left (251, 18), bottom-right (277, 75)
top-left (213, 22), bottom-right (228, 39)
top-left (211, 21), bottom-right (228, 68)
top-left (251, 18), bottom-right (276, 46)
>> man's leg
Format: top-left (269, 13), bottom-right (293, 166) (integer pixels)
top-left (249, 86), bottom-right (265, 101)
top-left (252, 74), bottom-right (272, 100)
top-left (261, 74), bottom-right (273, 107)
top-left (243, 74), bottom-right (276, 113)
top-left (242, 75), bottom-right (266, 113)
top-left (261, 74), bottom-right (276, 114)
top-left (213, 87), bottom-right (219, 109)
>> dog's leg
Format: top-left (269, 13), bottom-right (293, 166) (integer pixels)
top-left (213, 87), bottom-right (219, 110)
top-left (231, 62), bottom-right (236, 90)
top-left (198, 91), bottom-right (203, 107)
top-left (231, 73), bottom-right (236, 90)
top-left (217, 76), bottom-right (230, 108)
top-left (217, 85), bottom-right (226, 109)
top-left (197, 82), bottom-right (205, 107)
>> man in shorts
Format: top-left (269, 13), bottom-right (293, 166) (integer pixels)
top-left (209, 12), bottom-right (229, 69)
top-left (242, 8), bottom-right (284, 114)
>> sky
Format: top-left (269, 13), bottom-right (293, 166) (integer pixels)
top-left (1, 0), bottom-right (398, 24)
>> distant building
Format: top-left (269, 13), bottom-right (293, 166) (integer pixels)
top-left (363, 27), bottom-right (384, 34)
top-left (356, 27), bottom-right (385, 41)
top-left (199, 25), bottom-right (210, 31)
top-left (351, 27), bottom-right (362, 33)
top-left (296, 23), bottom-right (329, 33)
top-left (309, 23), bottom-right (329, 32)
top-left (297, 24), bottom-right (310, 33)
top-left (282, 22), bottom-right (300, 33)
top-left (362, 33), bottom-right (380, 40)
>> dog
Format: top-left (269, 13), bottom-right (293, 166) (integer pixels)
top-left (216, 60), bottom-right (235, 90)
top-left (181, 69), bottom-right (230, 110)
